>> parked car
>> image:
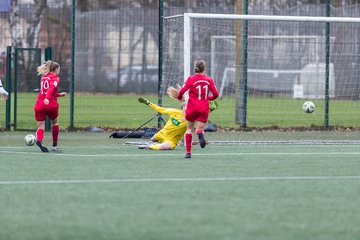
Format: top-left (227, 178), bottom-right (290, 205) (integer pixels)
top-left (108, 65), bottom-right (158, 93)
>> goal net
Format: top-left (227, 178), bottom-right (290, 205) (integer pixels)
top-left (161, 13), bottom-right (360, 143)
top-left (211, 35), bottom-right (335, 99)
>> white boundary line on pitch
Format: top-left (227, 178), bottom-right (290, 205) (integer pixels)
top-left (1, 150), bottom-right (360, 157)
top-left (0, 176), bottom-right (360, 185)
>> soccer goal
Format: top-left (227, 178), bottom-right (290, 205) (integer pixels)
top-left (161, 13), bottom-right (360, 142)
top-left (210, 35), bottom-right (336, 99)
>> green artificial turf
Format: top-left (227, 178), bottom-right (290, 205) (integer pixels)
top-left (0, 132), bottom-right (359, 240)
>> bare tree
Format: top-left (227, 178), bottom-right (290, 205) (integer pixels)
top-left (9, 0), bottom-right (47, 90)
top-left (9, 0), bottom-right (22, 49)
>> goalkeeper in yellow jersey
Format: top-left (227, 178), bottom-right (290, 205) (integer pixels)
top-left (138, 97), bottom-right (187, 150)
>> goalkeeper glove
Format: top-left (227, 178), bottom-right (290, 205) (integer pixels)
top-left (209, 101), bottom-right (219, 112)
top-left (138, 97), bottom-right (150, 105)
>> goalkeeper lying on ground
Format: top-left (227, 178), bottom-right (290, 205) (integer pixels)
top-left (137, 97), bottom-right (218, 150)
top-left (138, 97), bottom-right (187, 150)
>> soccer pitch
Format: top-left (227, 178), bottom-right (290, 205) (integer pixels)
top-left (0, 132), bottom-right (360, 240)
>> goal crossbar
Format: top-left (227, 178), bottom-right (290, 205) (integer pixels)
top-left (184, 13), bottom-right (360, 23)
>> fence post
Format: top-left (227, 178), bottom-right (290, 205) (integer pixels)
top-left (69, 0), bottom-right (76, 130)
top-left (5, 46), bottom-right (11, 131)
top-left (325, 0), bottom-right (330, 128)
top-left (235, 0), bottom-right (249, 128)
top-left (44, 47), bottom-right (52, 131)
top-left (157, 0), bottom-right (164, 128)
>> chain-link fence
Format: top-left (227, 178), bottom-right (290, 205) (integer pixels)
top-left (0, 1), bottom-right (359, 130)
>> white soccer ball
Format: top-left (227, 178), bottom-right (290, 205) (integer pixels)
top-left (302, 101), bottom-right (315, 113)
top-left (24, 134), bottom-right (36, 146)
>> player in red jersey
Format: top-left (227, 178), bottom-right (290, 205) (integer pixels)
top-left (177, 59), bottom-right (219, 158)
top-left (34, 61), bottom-right (67, 152)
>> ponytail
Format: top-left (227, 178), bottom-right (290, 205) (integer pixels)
top-left (37, 60), bottom-right (60, 76)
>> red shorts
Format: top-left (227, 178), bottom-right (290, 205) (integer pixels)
top-left (34, 102), bottom-right (59, 121)
top-left (185, 108), bottom-right (209, 123)
top-left (185, 100), bottom-right (209, 123)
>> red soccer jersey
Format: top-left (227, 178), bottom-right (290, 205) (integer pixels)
top-left (36, 72), bottom-right (60, 105)
top-left (178, 74), bottom-right (219, 122)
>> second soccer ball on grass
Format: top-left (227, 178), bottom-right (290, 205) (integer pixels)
top-left (302, 101), bottom-right (315, 113)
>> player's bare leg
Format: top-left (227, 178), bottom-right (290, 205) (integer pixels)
top-left (157, 142), bottom-right (172, 150)
top-left (152, 142), bottom-right (172, 150)
top-left (35, 120), bottom-right (49, 152)
top-left (139, 142), bottom-right (172, 150)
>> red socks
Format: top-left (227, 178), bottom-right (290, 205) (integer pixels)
top-left (36, 125), bottom-right (59, 146)
top-left (36, 129), bottom-right (45, 142)
top-left (52, 125), bottom-right (59, 146)
top-left (185, 133), bottom-right (192, 154)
